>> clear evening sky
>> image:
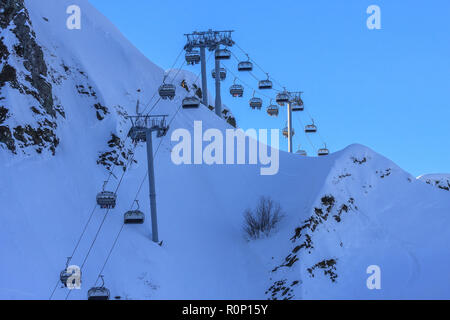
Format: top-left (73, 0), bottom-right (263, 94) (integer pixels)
top-left (89, 0), bottom-right (450, 177)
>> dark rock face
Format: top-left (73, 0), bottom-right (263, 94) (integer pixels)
top-left (0, 106), bottom-right (8, 123)
top-left (0, 125), bottom-right (15, 152)
top-left (94, 102), bottom-right (109, 121)
top-left (97, 134), bottom-right (135, 172)
top-left (0, 0), bottom-right (61, 155)
top-left (267, 195), bottom-right (357, 300)
top-left (0, 64), bottom-right (17, 84)
top-left (10, 2), bottom-right (54, 116)
top-left (307, 259), bottom-right (338, 282)
top-left (423, 177), bottom-right (450, 192)
top-left (73, 67), bottom-right (110, 122)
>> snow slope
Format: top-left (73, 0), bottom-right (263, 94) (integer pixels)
top-left (1, 0), bottom-right (450, 300)
top-left (418, 174), bottom-right (450, 192)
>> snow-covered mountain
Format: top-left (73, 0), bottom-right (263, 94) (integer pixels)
top-left (418, 174), bottom-right (450, 192)
top-left (1, 0), bottom-right (449, 300)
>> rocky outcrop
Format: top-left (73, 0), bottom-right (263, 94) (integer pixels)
top-left (97, 133), bottom-right (135, 172)
top-left (0, 0), bottom-right (60, 154)
top-left (420, 175), bottom-right (450, 192)
top-left (267, 194), bottom-right (357, 300)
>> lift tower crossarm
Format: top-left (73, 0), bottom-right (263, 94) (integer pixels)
top-left (184, 30), bottom-right (235, 51)
top-left (184, 29), bottom-right (235, 116)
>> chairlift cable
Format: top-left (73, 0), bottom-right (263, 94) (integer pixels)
top-left (221, 63), bottom-right (272, 100)
top-left (91, 100), bottom-right (185, 289)
top-left (229, 49), bottom-right (283, 93)
top-left (65, 149), bottom-right (137, 300)
top-left (233, 43), bottom-right (286, 91)
top-left (296, 115), bottom-right (316, 151)
top-left (142, 59), bottom-right (187, 115)
top-left (234, 41), bottom-right (327, 152)
top-left (305, 109), bottom-right (326, 145)
top-left (143, 52), bottom-right (208, 116)
top-left (167, 60), bottom-right (187, 85)
top-left (167, 47), bottom-right (186, 76)
top-left (52, 46), bottom-right (186, 300)
top-left (139, 46), bottom-right (185, 115)
top-left (50, 147), bottom-right (135, 299)
top-left (234, 43), bottom-right (328, 153)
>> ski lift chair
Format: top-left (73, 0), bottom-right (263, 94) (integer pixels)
top-left (96, 182), bottom-right (117, 209)
top-left (88, 276), bottom-right (110, 301)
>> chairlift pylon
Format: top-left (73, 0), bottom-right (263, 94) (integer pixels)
top-left (211, 68), bottom-right (227, 81)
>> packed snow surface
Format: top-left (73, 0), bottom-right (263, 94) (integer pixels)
top-left (1, 0), bottom-right (449, 300)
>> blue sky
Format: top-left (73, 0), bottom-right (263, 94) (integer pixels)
top-left (89, 0), bottom-right (450, 176)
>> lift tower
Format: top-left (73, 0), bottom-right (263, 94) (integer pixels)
top-left (127, 111), bottom-right (169, 243)
top-left (184, 30), bottom-right (234, 118)
top-left (286, 91), bottom-right (303, 153)
top-left (287, 100), bottom-right (293, 153)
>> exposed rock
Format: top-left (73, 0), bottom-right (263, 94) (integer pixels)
top-left (13, 123), bottom-right (59, 155)
top-left (421, 176), bottom-right (450, 192)
top-left (0, 62), bottom-right (20, 90)
top-left (307, 259), bottom-right (338, 282)
top-left (267, 195), bottom-right (357, 299)
top-left (97, 133), bottom-right (135, 172)
top-left (94, 102), bottom-right (109, 121)
top-left (0, 106), bottom-right (9, 123)
top-left (0, 125), bottom-right (15, 152)
top-left (0, 0), bottom-right (62, 155)
top-left (8, 0), bottom-right (54, 116)
top-left (0, 36), bottom-right (9, 60)
top-left (377, 168), bottom-right (392, 178)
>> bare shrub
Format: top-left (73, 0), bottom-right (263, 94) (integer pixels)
top-left (244, 196), bottom-right (284, 240)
